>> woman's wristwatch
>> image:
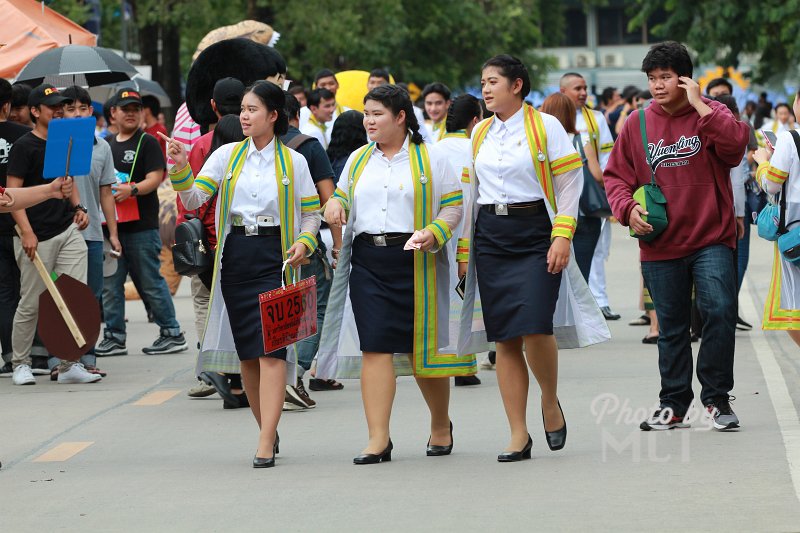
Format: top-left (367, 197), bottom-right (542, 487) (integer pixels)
top-left (73, 204), bottom-right (88, 214)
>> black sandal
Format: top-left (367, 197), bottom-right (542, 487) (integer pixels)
top-left (642, 335), bottom-right (659, 345)
top-left (309, 378), bottom-right (344, 391)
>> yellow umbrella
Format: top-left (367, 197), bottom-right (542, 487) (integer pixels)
top-left (334, 70), bottom-right (395, 112)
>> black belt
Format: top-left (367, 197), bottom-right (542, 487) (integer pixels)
top-left (357, 232), bottom-right (413, 247)
top-left (230, 224), bottom-right (281, 236)
top-left (480, 200), bottom-right (546, 216)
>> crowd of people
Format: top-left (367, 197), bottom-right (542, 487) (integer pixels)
top-left (2, 36), bottom-right (799, 468)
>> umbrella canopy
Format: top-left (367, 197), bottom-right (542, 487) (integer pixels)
top-left (15, 44), bottom-right (138, 88)
top-left (89, 76), bottom-right (172, 108)
top-left (0, 0), bottom-right (96, 79)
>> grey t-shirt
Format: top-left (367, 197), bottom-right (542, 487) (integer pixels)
top-left (76, 137), bottom-right (116, 242)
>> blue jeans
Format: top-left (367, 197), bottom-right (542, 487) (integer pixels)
top-left (572, 216), bottom-right (601, 282)
top-left (0, 235), bottom-right (20, 362)
top-left (641, 245), bottom-right (736, 413)
top-left (294, 240), bottom-right (332, 374)
top-left (102, 229), bottom-right (180, 343)
top-left (737, 221), bottom-right (750, 292)
top-left (75, 240), bottom-right (104, 367)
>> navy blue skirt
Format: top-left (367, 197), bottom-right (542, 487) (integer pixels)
top-left (220, 233), bottom-right (287, 360)
top-left (349, 237), bottom-right (414, 353)
top-left (474, 208), bottom-right (561, 341)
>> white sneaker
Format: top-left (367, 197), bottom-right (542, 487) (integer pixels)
top-left (12, 364), bottom-right (36, 385)
top-left (58, 363), bottom-right (102, 384)
top-left (479, 357), bottom-right (495, 371)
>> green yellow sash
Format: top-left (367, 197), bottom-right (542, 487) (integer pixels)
top-left (471, 104), bottom-right (580, 240)
top-left (441, 129), bottom-right (468, 140)
top-left (582, 106), bottom-right (600, 155)
top-left (337, 140), bottom-right (475, 376)
top-left (308, 113), bottom-right (327, 134)
top-left (171, 137), bottom-right (308, 286)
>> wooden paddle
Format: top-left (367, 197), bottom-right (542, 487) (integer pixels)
top-left (15, 226), bottom-right (100, 362)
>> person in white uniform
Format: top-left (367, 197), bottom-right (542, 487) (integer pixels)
top-left (422, 82), bottom-right (451, 144)
top-left (300, 88), bottom-right (336, 149)
top-left (165, 81), bottom-right (321, 469)
top-left (434, 93), bottom-right (484, 386)
top-left (754, 91), bottom-right (800, 347)
top-left (458, 55), bottom-right (609, 462)
top-left (560, 72), bottom-right (620, 320)
top-left (320, 84), bottom-right (473, 464)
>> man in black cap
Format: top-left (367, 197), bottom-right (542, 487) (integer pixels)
top-left (97, 87), bottom-right (187, 357)
top-left (6, 84), bottom-right (95, 385)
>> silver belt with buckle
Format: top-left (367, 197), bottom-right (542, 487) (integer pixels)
top-left (357, 232), bottom-right (414, 247)
top-left (235, 215), bottom-right (278, 236)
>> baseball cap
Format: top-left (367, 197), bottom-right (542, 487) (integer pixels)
top-left (28, 84), bottom-right (71, 107)
top-left (213, 77), bottom-right (245, 107)
top-left (114, 88), bottom-right (143, 107)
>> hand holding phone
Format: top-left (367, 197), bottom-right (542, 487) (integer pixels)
top-left (762, 129), bottom-right (778, 151)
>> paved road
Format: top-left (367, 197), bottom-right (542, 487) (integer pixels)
top-left (1, 225), bottom-right (799, 532)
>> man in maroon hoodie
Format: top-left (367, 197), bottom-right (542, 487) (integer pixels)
top-left (604, 42), bottom-right (749, 432)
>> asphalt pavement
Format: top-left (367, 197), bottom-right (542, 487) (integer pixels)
top-left (1, 224), bottom-right (799, 532)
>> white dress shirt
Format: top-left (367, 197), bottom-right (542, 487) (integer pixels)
top-left (475, 107), bottom-right (582, 220)
top-left (300, 120), bottom-right (330, 149)
top-left (337, 138), bottom-right (461, 235)
top-left (434, 135), bottom-right (472, 204)
top-left (475, 106), bottom-right (543, 205)
top-left (183, 137), bottom-right (318, 232)
top-left (575, 108), bottom-right (614, 170)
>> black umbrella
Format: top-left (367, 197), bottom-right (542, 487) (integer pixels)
top-left (90, 76), bottom-right (172, 108)
top-left (15, 45), bottom-right (139, 88)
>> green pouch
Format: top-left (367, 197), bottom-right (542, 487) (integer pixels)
top-left (630, 109), bottom-right (668, 242)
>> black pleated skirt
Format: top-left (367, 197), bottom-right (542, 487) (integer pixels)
top-left (349, 236), bottom-right (415, 353)
top-left (474, 208), bottom-right (562, 342)
top-left (220, 233), bottom-right (287, 360)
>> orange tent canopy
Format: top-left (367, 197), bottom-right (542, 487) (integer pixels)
top-left (0, 0), bottom-right (96, 80)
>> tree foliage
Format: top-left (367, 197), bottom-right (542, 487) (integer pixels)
top-left (49, 0), bottom-right (565, 104)
top-left (266, 0), bottom-right (560, 89)
top-left (630, 0), bottom-right (800, 83)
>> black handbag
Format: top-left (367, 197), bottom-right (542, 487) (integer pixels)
top-left (172, 197), bottom-right (215, 276)
top-left (574, 136), bottom-right (612, 217)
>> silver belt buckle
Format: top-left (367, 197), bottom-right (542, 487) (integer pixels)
top-left (373, 234), bottom-right (387, 247)
top-left (245, 224), bottom-right (258, 236)
top-left (257, 215), bottom-right (275, 226)
top-left (495, 203), bottom-right (508, 216)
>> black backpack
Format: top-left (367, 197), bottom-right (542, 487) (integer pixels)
top-left (172, 198), bottom-right (214, 276)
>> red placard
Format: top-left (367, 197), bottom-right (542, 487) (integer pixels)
top-left (259, 276), bottom-right (317, 354)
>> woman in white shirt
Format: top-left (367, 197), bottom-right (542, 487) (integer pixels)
top-left (321, 85), bottom-right (472, 464)
top-left (458, 55), bottom-right (608, 462)
top-left (754, 92), bottom-right (800, 347)
top-left (434, 94), bottom-right (484, 386)
top-left (165, 81), bottom-right (321, 468)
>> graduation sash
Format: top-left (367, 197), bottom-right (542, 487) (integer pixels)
top-left (214, 138), bottom-right (299, 286)
top-left (471, 104), bottom-right (580, 240)
top-left (342, 140), bottom-right (475, 377)
top-left (441, 129), bottom-right (468, 140)
top-left (582, 106), bottom-right (600, 155)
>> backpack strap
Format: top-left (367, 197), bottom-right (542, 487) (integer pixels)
top-left (283, 133), bottom-right (314, 151)
top-left (638, 109), bottom-right (657, 186)
top-left (780, 131), bottom-right (800, 234)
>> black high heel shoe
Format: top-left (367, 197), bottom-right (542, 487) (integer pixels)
top-left (543, 400), bottom-right (567, 451)
top-left (253, 432), bottom-right (280, 468)
top-left (497, 434), bottom-right (533, 462)
top-left (426, 421), bottom-right (453, 456)
top-left (353, 440), bottom-right (393, 465)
